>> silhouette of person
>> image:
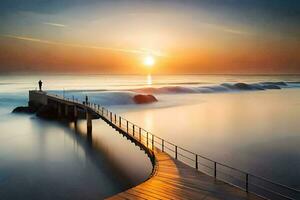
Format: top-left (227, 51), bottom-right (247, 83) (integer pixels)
top-left (85, 95), bottom-right (88, 104)
top-left (38, 80), bottom-right (43, 91)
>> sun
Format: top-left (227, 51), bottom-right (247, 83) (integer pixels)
top-left (143, 55), bottom-right (155, 67)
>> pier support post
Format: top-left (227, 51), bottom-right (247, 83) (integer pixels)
top-left (86, 110), bottom-right (92, 137)
top-left (74, 107), bottom-right (78, 133)
top-left (65, 104), bottom-right (68, 117)
top-left (73, 105), bottom-right (78, 121)
top-left (214, 162), bottom-right (217, 178)
top-left (246, 174), bottom-right (249, 192)
top-left (74, 120), bottom-right (78, 133)
top-left (57, 103), bottom-right (62, 117)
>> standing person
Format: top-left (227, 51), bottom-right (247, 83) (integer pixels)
top-left (38, 80), bottom-right (43, 91)
top-left (85, 95), bottom-right (88, 104)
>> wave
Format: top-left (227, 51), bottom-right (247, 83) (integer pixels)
top-left (49, 91), bottom-right (157, 106)
top-left (50, 81), bottom-right (299, 107)
top-left (133, 81), bottom-right (300, 94)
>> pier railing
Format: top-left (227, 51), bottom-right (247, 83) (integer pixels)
top-left (57, 95), bottom-right (299, 200)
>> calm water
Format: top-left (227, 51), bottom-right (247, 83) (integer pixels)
top-left (0, 74), bottom-right (299, 199)
top-left (0, 77), bottom-right (152, 199)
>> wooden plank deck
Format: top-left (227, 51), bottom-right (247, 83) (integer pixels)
top-left (107, 148), bottom-right (263, 200)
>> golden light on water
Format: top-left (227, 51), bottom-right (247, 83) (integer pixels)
top-left (147, 74), bottom-right (152, 85)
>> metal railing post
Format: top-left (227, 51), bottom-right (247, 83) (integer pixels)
top-left (246, 174), bottom-right (249, 192)
top-left (110, 112), bottom-right (112, 121)
top-left (175, 146), bottom-right (178, 159)
top-left (133, 125), bottom-right (135, 136)
top-left (114, 114), bottom-right (116, 123)
top-left (139, 127), bottom-right (141, 142)
top-left (126, 121), bottom-right (128, 133)
top-left (147, 132), bottom-right (148, 147)
top-left (152, 135), bottom-right (154, 150)
top-left (162, 139), bottom-right (164, 152)
top-left (214, 162), bottom-right (217, 178)
top-left (119, 116), bottom-right (121, 127)
top-left (195, 154), bottom-right (198, 169)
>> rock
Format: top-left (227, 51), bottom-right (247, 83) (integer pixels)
top-left (133, 94), bottom-right (157, 104)
top-left (233, 83), bottom-right (255, 90)
top-left (233, 83), bottom-right (264, 90)
top-left (12, 106), bottom-right (34, 113)
top-left (12, 100), bottom-right (43, 114)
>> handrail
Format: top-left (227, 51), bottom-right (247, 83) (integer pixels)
top-left (48, 93), bottom-right (300, 200)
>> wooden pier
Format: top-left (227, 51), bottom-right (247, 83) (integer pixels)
top-left (29, 90), bottom-right (299, 200)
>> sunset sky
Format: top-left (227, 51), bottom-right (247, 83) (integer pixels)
top-left (0, 0), bottom-right (299, 74)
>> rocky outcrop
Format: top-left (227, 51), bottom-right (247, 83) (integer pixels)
top-left (133, 94), bottom-right (157, 104)
top-left (12, 106), bottom-right (35, 113)
top-left (12, 101), bottom-right (42, 114)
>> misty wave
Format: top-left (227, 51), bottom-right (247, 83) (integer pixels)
top-left (51, 81), bottom-right (299, 107)
top-left (50, 91), bottom-right (157, 106)
top-left (133, 81), bottom-right (299, 94)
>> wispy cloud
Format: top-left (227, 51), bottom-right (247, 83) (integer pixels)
top-left (1, 34), bottom-right (165, 57)
top-left (43, 22), bottom-right (66, 27)
top-left (202, 23), bottom-right (252, 36)
top-left (139, 48), bottom-right (166, 57)
top-left (222, 28), bottom-right (251, 36)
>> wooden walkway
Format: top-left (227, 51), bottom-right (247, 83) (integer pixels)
top-left (106, 147), bottom-right (262, 200)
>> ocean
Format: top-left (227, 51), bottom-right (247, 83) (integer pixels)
top-left (0, 74), bottom-right (299, 199)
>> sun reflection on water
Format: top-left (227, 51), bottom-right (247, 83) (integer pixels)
top-left (147, 74), bottom-right (152, 86)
